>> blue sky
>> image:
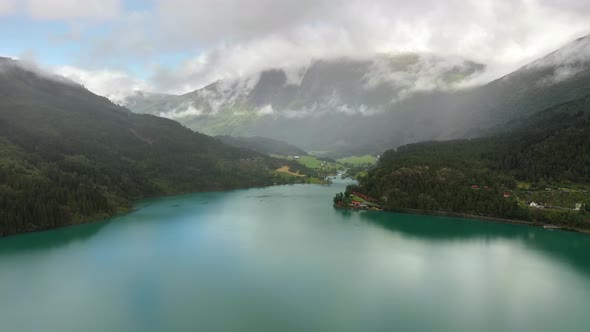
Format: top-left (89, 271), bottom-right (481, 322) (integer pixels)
top-left (1, 0), bottom-right (589, 99)
top-left (0, 0), bottom-right (189, 77)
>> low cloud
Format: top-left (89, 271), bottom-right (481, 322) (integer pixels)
top-left (5, 0), bottom-right (589, 98)
top-left (257, 105), bottom-right (275, 116)
top-left (159, 105), bottom-right (203, 119)
top-left (54, 66), bottom-right (151, 103)
top-left (134, 0), bottom-right (590, 95)
top-left (529, 35), bottom-right (590, 68)
top-left (363, 54), bottom-right (485, 98)
top-left (528, 35), bottom-right (590, 85)
top-left (0, 56), bottom-right (82, 87)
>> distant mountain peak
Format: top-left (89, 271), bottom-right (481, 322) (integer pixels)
top-left (124, 53), bottom-right (485, 120)
top-left (123, 37), bottom-right (590, 155)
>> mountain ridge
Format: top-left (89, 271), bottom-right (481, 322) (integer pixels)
top-left (0, 58), bottom-right (286, 236)
top-left (123, 35), bottom-right (590, 156)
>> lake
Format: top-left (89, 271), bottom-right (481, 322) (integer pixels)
top-left (1, 179), bottom-right (590, 332)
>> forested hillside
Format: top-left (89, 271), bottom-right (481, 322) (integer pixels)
top-left (216, 135), bottom-right (308, 157)
top-left (0, 58), bottom-right (284, 236)
top-left (350, 95), bottom-right (590, 228)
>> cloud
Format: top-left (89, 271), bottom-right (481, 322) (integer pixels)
top-left (54, 66), bottom-right (150, 103)
top-left (159, 105), bottom-right (203, 119)
top-left (530, 35), bottom-right (590, 68)
top-left (363, 54), bottom-right (485, 94)
top-left (26, 0), bottom-right (122, 20)
top-left (128, 0), bottom-right (590, 94)
top-left (0, 0), bottom-right (16, 16)
top-left (257, 105), bottom-right (274, 116)
top-left (528, 35), bottom-right (590, 85)
top-left (0, 0), bottom-right (122, 20)
top-left (12, 0), bottom-right (588, 97)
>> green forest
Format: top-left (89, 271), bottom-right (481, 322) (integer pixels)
top-left (0, 59), bottom-right (289, 236)
top-left (347, 94), bottom-right (590, 229)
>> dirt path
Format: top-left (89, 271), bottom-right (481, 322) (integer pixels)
top-left (276, 166), bottom-right (305, 177)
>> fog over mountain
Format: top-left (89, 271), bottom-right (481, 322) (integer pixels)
top-left (3, 0), bottom-right (590, 156)
top-left (122, 35), bottom-right (590, 156)
top-left (21, 0), bottom-right (585, 100)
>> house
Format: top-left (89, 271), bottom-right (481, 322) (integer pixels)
top-left (293, 156), bottom-right (300, 160)
top-left (530, 202), bottom-right (540, 208)
top-left (471, 185), bottom-right (480, 189)
top-left (503, 192), bottom-right (512, 198)
top-left (483, 185), bottom-right (490, 189)
top-left (575, 203), bottom-right (582, 211)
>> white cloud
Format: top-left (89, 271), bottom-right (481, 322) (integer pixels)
top-left (257, 105), bottom-right (274, 116)
top-left (527, 36), bottom-right (590, 85)
top-left (26, 0), bottom-right (122, 20)
top-left (159, 105), bottom-right (203, 119)
top-left (363, 54), bottom-right (484, 93)
top-left (0, 0), bottom-right (17, 16)
top-left (54, 66), bottom-right (150, 103)
top-left (136, 0), bottom-right (590, 94)
top-left (529, 35), bottom-right (590, 69)
top-left (11, 0), bottom-right (589, 98)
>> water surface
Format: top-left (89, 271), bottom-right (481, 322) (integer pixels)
top-left (1, 179), bottom-right (590, 332)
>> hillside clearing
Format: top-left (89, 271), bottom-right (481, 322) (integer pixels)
top-left (338, 155), bottom-right (377, 165)
top-left (275, 166), bottom-right (305, 177)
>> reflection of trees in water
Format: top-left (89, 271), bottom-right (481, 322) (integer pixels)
top-left (0, 221), bottom-right (108, 256)
top-left (336, 209), bottom-right (590, 277)
top-left (0, 193), bottom-right (219, 257)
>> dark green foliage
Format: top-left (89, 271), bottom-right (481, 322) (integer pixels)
top-left (333, 192), bottom-right (344, 205)
top-left (0, 59), bottom-right (284, 236)
top-left (354, 94), bottom-right (590, 227)
top-left (215, 135), bottom-right (308, 157)
top-left (484, 96), bottom-right (590, 183)
top-left (333, 192), bottom-right (351, 205)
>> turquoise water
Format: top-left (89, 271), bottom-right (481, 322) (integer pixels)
top-left (1, 179), bottom-right (590, 332)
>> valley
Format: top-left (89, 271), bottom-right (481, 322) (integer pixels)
top-left (124, 36), bottom-right (590, 157)
top-left (2, 3), bottom-right (590, 332)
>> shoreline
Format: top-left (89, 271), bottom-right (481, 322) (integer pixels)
top-left (391, 208), bottom-right (590, 234)
top-left (1, 182), bottom-right (336, 238)
top-left (1, 184), bottom-right (267, 238)
top-left (334, 204), bottom-right (590, 235)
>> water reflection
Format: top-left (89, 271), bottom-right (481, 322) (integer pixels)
top-left (351, 210), bottom-right (590, 276)
top-left (0, 221), bottom-right (108, 255)
top-left (1, 183), bottom-right (590, 332)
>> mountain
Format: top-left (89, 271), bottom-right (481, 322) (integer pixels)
top-left (458, 35), bottom-right (590, 135)
top-left (0, 57), bottom-right (286, 237)
top-left (124, 36), bottom-right (590, 157)
top-left (123, 54), bottom-right (485, 155)
top-left (349, 93), bottom-right (590, 229)
top-left (215, 135), bottom-right (308, 156)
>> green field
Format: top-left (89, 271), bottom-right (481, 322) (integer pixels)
top-left (338, 155), bottom-right (377, 166)
top-left (296, 156), bottom-right (324, 169)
